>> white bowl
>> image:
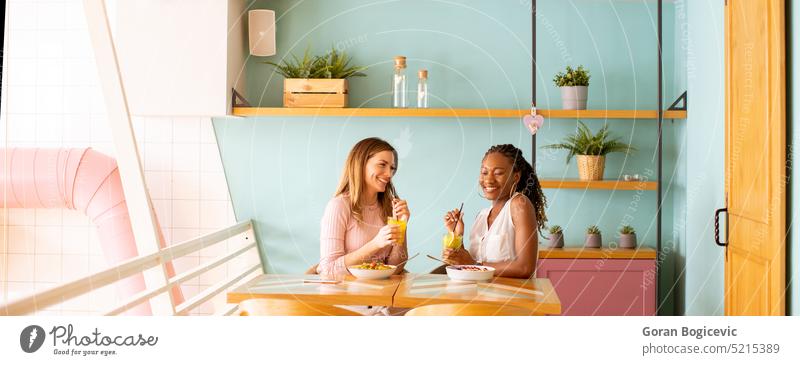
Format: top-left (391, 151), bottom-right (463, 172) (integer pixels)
top-left (446, 265), bottom-right (495, 282)
top-left (348, 265), bottom-right (396, 280)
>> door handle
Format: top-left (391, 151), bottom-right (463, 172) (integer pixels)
top-left (714, 207), bottom-right (728, 247)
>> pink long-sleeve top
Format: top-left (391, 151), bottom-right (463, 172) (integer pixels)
top-left (317, 195), bottom-right (394, 276)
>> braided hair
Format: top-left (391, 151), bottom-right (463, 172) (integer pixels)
top-left (484, 144), bottom-right (548, 233)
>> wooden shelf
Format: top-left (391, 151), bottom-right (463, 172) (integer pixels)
top-left (541, 109), bottom-right (686, 119)
top-left (232, 107), bottom-right (687, 119)
top-left (539, 247), bottom-right (657, 260)
top-left (540, 179), bottom-right (657, 191)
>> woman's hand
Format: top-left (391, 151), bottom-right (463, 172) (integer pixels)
top-left (443, 208), bottom-right (464, 236)
top-left (392, 198), bottom-right (410, 221)
top-left (442, 247), bottom-right (476, 265)
top-left (371, 224), bottom-right (400, 249)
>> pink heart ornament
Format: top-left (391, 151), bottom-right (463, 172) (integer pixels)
top-left (523, 114), bottom-right (544, 135)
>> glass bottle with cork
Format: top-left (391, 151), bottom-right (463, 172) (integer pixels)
top-left (417, 69), bottom-right (429, 108)
top-left (391, 56), bottom-right (407, 108)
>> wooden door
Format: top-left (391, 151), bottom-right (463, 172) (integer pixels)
top-left (724, 0), bottom-right (786, 315)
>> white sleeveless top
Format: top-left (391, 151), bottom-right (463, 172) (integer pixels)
top-left (468, 193), bottom-right (522, 263)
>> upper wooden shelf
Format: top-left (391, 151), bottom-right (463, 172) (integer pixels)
top-left (539, 247), bottom-right (657, 259)
top-left (232, 107), bottom-right (687, 119)
top-left (540, 178), bottom-right (657, 191)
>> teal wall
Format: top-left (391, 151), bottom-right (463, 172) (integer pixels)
top-left (667, 0), bottom-right (688, 315)
top-left (673, 0), bottom-right (798, 316)
top-left (214, 0), bottom-right (683, 313)
top-left (675, 0), bottom-right (725, 316)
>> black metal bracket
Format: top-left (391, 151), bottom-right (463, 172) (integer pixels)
top-left (232, 88), bottom-right (251, 108)
top-left (714, 207), bottom-right (728, 247)
top-left (668, 91), bottom-right (687, 111)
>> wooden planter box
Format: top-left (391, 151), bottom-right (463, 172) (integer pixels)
top-left (283, 79), bottom-right (348, 108)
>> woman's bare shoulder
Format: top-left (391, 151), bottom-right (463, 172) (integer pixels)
top-left (509, 194), bottom-right (536, 228)
top-left (510, 193), bottom-right (534, 213)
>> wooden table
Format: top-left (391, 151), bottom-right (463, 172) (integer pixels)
top-left (393, 274), bottom-right (561, 315)
top-left (227, 274), bottom-right (403, 307)
top-left (228, 273), bottom-right (561, 315)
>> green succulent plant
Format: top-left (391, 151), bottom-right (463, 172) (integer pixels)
top-left (263, 46), bottom-right (367, 79)
top-left (586, 225), bottom-right (601, 235)
top-left (548, 225), bottom-right (563, 235)
top-left (542, 121), bottom-right (636, 164)
top-left (324, 47), bottom-right (367, 79)
top-left (620, 225), bottom-right (636, 235)
top-left (553, 65), bottom-right (590, 87)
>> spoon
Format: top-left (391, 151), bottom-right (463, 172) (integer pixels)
top-left (394, 252), bottom-right (419, 267)
top-left (450, 202), bottom-right (464, 234)
top-left (426, 254), bottom-right (452, 267)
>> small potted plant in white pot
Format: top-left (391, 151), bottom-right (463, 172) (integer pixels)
top-left (585, 225), bottom-right (602, 248)
top-left (619, 225), bottom-right (637, 249)
top-left (553, 65), bottom-right (590, 109)
top-left (547, 225), bottom-right (564, 248)
top-left (542, 121), bottom-right (636, 181)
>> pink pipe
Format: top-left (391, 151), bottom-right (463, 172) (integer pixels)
top-left (1, 148), bottom-right (184, 314)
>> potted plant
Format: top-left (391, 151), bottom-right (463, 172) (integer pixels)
top-left (553, 65), bottom-right (590, 109)
top-left (585, 225), bottom-right (602, 248)
top-left (542, 121), bottom-right (635, 181)
top-left (547, 225), bottom-right (564, 248)
top-left (619, 225), bottom-right (637, 249)
top-left (264, 46), bottom-right (367, 108)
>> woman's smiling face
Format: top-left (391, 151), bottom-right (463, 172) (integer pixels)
top-left (364, 150), bottom-right (396, 194)
top-left (480, 152), bottom-right (519, 201)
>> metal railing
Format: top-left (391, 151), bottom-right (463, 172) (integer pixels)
top-left (0, 220), bottom-right (262, 316)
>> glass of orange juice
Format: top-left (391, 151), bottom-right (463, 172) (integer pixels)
top-left (387, 217), bottom-right (407, 245)
top-left (442, 231), bottom-right (462, 249)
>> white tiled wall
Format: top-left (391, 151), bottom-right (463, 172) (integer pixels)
top-left (1, 0), bottom-right (259, 315)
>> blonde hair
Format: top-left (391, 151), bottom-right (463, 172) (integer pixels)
top-left (334, 137), bottom-right (399, 223)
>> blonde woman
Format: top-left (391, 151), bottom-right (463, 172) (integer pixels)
top-left (317, 137), bottom-right (410, 277)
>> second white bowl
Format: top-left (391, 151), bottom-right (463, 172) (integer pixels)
top-left (445, 265), bottom-right (495, 282)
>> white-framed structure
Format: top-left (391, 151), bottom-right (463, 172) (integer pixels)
top-left (0, 0), bottom-right (260, 315)
top-left (115, 0), bottom-right (248, 116)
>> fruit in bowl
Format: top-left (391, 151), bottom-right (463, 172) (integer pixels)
top-left (348, 261), bottom-right (396, 280)
top-left (445, 265), bottom-right (495, 282)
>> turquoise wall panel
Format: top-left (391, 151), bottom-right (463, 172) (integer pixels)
top-left (674, 0), bottom-right (796, 316)
top-left (680, 0), bottom-right (725, 315)
top-left (215, 116), bottom-right (663, 274)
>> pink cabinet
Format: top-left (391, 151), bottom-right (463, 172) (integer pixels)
top-left (536, 248), bottom-right (657, 316)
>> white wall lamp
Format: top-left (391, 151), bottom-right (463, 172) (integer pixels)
top-left (233, 9), bottom-right (277, 108)
top-left (248, 9), bottom-right (276, 57)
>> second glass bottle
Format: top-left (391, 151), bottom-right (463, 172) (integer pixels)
top-left (417, 69), bottom-right (428, 108)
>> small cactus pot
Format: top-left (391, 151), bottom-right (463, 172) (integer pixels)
top-left (585, 233), bottom-right (602, 248)
top-left (619, 233), bottom-right (637, 249)
top-left (548, 233), bottom-right (565, 248)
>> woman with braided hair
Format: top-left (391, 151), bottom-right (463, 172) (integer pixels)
top-left (442, 144), bottom-right (547, 278)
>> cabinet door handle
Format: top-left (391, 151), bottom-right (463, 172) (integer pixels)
top-left (714, 207), bottom-right (728, 247)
